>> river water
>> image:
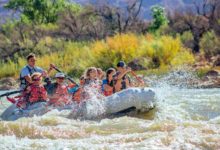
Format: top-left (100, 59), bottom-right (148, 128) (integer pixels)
top-left (0, 76), bottom-right (220, 149)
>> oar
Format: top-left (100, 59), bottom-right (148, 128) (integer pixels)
top-left (130, 70), bottom-right (145, 84)
top-left (36, 65), bottom-right (54, 80)
top-left (0, 90), bottom-right (23, 98)
top-left (50, 64), bottom-right (79, 86)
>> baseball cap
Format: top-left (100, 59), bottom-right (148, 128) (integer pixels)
top-left (117, 61), bottom-right (126, 68)
top-left (55, 73), bottom-right (65, 78)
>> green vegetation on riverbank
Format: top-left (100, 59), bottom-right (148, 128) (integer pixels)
top-left (0, 0), bottom-right (219, 79)
top-left (0, 33), bottom-right (194, 78)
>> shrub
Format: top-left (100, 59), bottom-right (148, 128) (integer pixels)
top-left (200, 31), bottom-right (220, 58)
top-left (180, 31), bottom-right (194, 49)
top-left (0, 33), bottom-right (195, 78)
top-left (91, 33), bottom-right (140, 69)
top-left (148, 5), bottom-right (168, 33)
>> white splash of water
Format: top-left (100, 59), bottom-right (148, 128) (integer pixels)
top-left (81, 82), bottom-right (106, 118)
top-left (144, 69), bottom-right (202, 122)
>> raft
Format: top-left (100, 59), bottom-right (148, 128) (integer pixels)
top-left (69, 87), bottom-right (156, 119)
top-left (1, 87), bottom-right (156, 121)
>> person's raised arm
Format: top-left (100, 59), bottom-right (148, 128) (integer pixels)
top-left (114, 67), bottom-right (131, 80)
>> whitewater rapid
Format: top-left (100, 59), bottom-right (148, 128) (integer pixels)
top-left (0, 86), bottom-right (220, 150)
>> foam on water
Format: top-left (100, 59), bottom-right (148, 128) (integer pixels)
top-left (0, 70), bottom-right (220, 149)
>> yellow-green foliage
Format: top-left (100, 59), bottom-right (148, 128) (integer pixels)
top-left (93, 33), bottom-right (194, 70)
top-left (91, 33), bottom-right (140, 68)
top-left (170, 50), bottom-right (195, 67)
top-left (0, 33), bottom-right (195, 78)
top-left (36, 23), bottom-right (59, 31)
top-left (200, 31), bottom-right (220, 58)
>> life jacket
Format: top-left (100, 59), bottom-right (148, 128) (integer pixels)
top-left (68, 84), bottom-right (81, 103)
top-left (49, 85), bottom-right (70, 106)
top-left (20, 66), bottom-right (37, 89)
top-left (72, 88), bottom-right (82, 103)
top-left (113, 72), bottom-right (131, 90)
top-left (103, 91), bottom-right (112, 96)
top-left (27, 85), bottom-right (47, 103)
top-left (102, 79), bottom-right (114, 96)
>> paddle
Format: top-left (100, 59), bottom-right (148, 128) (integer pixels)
top-left (50, 64), bottom-right (79, 86)
top-left (130, 71), bottom-right (144, 83)
top-left (129, 70), bottom-right (146, 87)
top-left (0, 90), bottom-right (23, 98)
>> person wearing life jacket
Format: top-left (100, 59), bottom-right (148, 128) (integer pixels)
top-left (84, 67), bottom-right (99, 85)
top-left (24, 72), bottom-right (48, 105)
top-left (113, 61), bottom-right (132, 92)
top-left (45, 73), bottom-right (71, 107)
top-left (70, 67), bottom-right (101, 103)
top-left (83, 67), bottom-right (103, 99)
top-left (69, 75), bottom-right (85, 103)
top-left (102, 68), bottom-right (116, 96)
top-left (20, 53), bottom-right (47, 90)
top-left (84, 67), bottom-right (102, 92)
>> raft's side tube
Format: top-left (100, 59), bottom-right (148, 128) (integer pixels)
top-left (1, 102), bottom-right (48, 121)
top-left (104, 88), bottom-right (155, 115)
top-left (69, 87), bottom-right (156, 119)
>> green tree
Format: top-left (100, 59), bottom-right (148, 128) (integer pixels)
top-left (5, 0), bottom-right (69, 24)
top-left (148, 5), bottom-right (168, 32)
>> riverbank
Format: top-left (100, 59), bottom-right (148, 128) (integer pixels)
top-left (0, 77), bottom-right (18, 90)
top-left (0, 33), bottom-right (219, 90)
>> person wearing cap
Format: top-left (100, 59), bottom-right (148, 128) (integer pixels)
top-left (113, 61), bottom-right (132, 92)
top-left (45, 73), bottom-right (71, 107)
top-left (20, 53), bottom-right (47, 90)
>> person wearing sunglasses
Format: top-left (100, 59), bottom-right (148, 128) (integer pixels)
top-left (20, 53), bottom-right (47, 90)
top-left (45, 73), bottom-right (71, 107)
top-left (23, 72), bottom-right (48, 107)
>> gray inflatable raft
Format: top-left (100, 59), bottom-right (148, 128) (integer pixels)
top-left (69, 87), bottom-right (156, 119)
top-left (1, 102), bottom-right (49, 121)
top-left (1, 87), bottom-right (156, 121)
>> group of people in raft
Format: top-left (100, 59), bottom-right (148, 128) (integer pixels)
top-left (8, 53), bottom-right (145, 109)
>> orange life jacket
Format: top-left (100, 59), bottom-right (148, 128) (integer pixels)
top-left (102, 79), bottom-right (114, 96)
top-left (72, 88), bottom-right (82, 103)
top-left (49, 85), bottom-right (70, 106)
top-left (28, 85), bottom-right (47, 103)
top-left (103, 90), bottom-right (113, 96)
